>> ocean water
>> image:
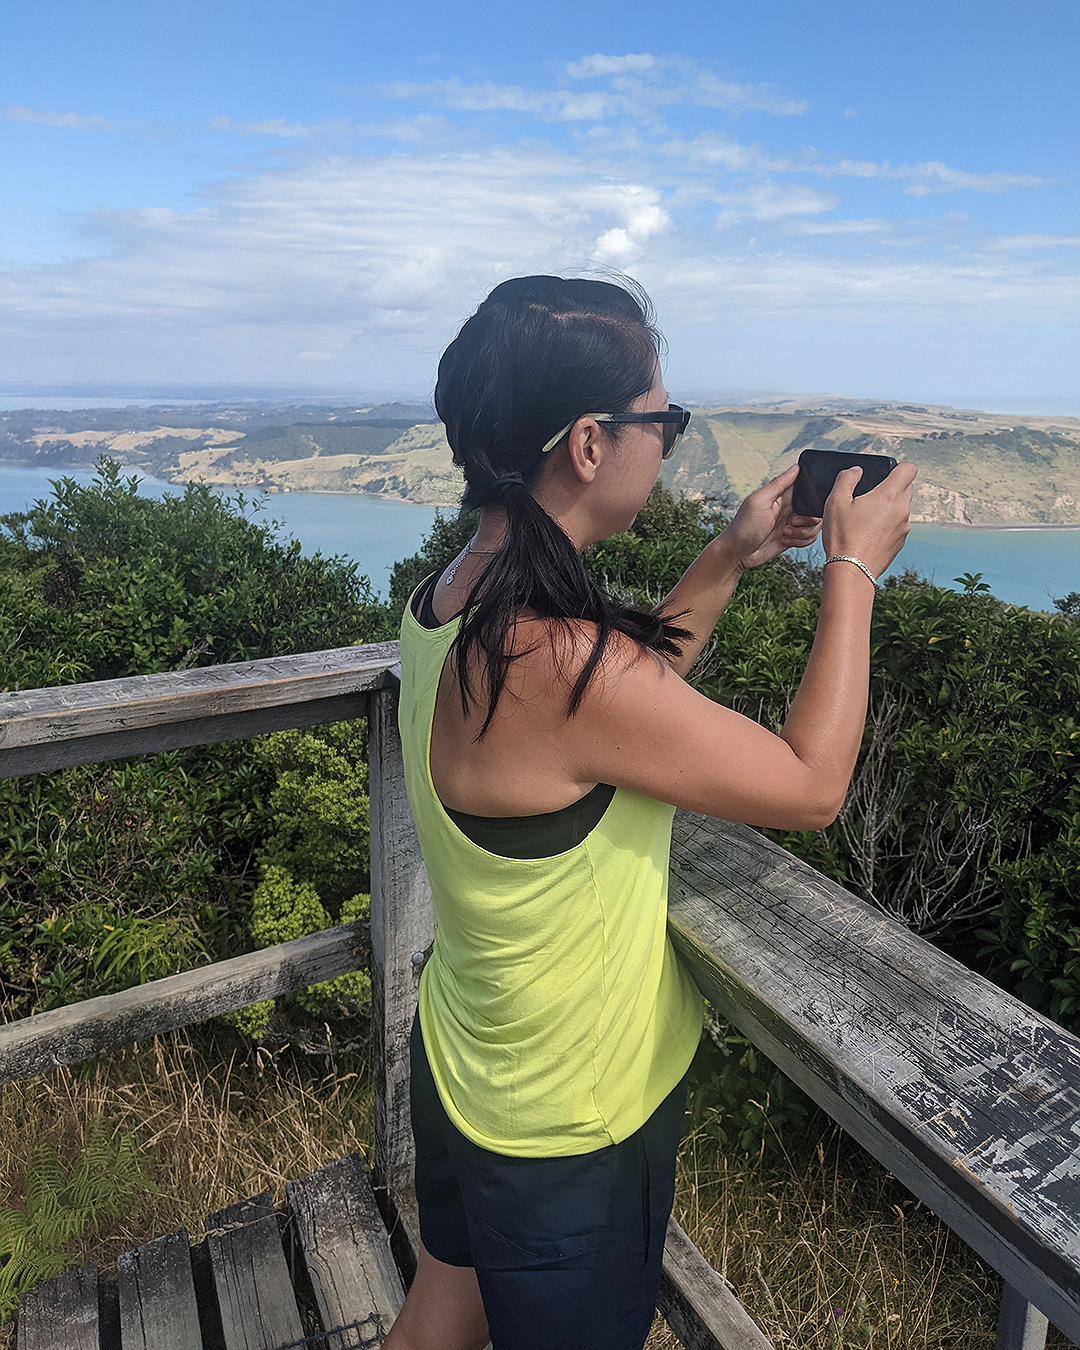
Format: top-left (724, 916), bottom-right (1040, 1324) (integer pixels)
top-left (1, 462), bottom-right (1077, 611)
top-left (0, 464), bottom-right (441, 597)
top-left (797, 523), bottom-right (1080, 613)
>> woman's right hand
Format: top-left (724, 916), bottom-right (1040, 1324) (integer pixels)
top-left (821, 461), bottom-right (919, 580)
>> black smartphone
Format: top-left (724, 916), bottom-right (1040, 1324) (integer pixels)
top-left (791, 448), bottom-right (898, 518)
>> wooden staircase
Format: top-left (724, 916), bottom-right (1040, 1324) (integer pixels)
top-left (17, 1155), bottom-right (403, 1350)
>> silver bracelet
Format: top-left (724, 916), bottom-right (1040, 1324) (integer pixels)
top-left (824, 554), bottom-right (878, 589)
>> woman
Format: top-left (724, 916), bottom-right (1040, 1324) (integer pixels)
top-left (384, 275), bottom-right (915, 1350)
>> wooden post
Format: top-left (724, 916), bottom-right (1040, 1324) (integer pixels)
top-left (996, 1284), bottom-right (1050, 1350)
top-left (368, 684), bottom-right (434, 1283)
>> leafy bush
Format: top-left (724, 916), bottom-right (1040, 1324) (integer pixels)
top-left (0, 457), bottom-right (390, 685)
top-left (687, 1015), bottom-right (812, 1158)
top-left (233, 719), bottom-right (375, 1043)
top-left (0, 458), bottom-right (390, 1024)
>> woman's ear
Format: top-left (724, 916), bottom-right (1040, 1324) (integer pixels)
top-left (565, 416), bottom-right (606, 485)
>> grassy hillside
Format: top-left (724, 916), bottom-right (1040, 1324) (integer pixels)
top-left (3, 400), bottom-right (1079, 523)
top-left (176, 421), bottom-right (461, 504)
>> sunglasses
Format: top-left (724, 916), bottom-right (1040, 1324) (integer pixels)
top-left (539, 403), bottom-right (692, 460)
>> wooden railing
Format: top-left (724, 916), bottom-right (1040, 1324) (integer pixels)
top-left (2, 642), bottom-right (1078, 1350)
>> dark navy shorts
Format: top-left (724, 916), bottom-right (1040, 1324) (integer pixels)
top-left (409, 1011), bottom-right (688, 1350)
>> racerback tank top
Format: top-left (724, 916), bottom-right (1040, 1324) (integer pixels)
top-left (398, 576), bottom-right (703, 1157)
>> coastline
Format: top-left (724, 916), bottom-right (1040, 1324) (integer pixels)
top-left (3, 457), bottom-right (1078, 524)
top-left (921, 522), bottom-right (1080, 531)
top-left (0, 459), bottom-right (456, 509)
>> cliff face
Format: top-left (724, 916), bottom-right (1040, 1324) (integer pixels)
top-left (665, 407), bottom-right (1080, 525)
top-left (3, 402), bottom-right (1079, 523)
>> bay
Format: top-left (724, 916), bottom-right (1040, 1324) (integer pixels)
top-left (798, 524), bottom-right (1080, 613)
top-left (0, 464), bottom-right (440, 598)
top-left (1, 462), bottom-right (1078, 612)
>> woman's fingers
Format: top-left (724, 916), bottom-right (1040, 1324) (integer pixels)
top-left (829, 464), bottom-right (864, 504)
top-left (759, 462), bottom-right (799, 505)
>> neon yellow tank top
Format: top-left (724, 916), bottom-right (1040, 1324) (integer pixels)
top-left (399, 584), bottom-right (704, 1157)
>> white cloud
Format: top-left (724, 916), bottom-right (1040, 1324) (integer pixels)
top-left (990, 233), bottom-right (1080, 250)
top-left (659, 133), bottom-right (1047, 195)
top-left (659, 133), bottom-right (784, 172)
top-left (5, 105), bottom-right (111, 131)
top-left (354, 114), bottom-right (460, 144)
top-left (899, 161), bottom-right (1047, 196)
top-left (565, 53), bottom-right (656, 79)
top-left (379, 57), bottom-right (808, 123)
top-left (380, 78), bottom-right (623, 122)
top-left (593, 187), bottom-right (671, 263)
top-left (795, 218), bottom-right (893, 235)
top-left (0, 149), bottom-right (682, 381)
top-left (716, 184), bottom-right (839, 223)
top-left (207, 116), bottom-right (320, 138)
top-left (639, 249), bottom-right (1080, 327)
top-left (1, 138), bottom-right (1074, 390)
top-left (687, 72), bottom-right (808, 117)
top-left (1, 52), bottom-right (1072, 392)
top-left (3, 105), bottom-right (162, 136)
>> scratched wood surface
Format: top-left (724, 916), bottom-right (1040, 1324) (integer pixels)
top-left (17, 1265), bottom-right (100, 1350)
top-left (205, 1191), bottom-right (304, 1350)
top-left (0, 641), bottom-right (399, 777)
top-left (667, 811), bottom-right (1080, 1344)
top-left (287, 1153), bottom-right (405, 1340)
top-left (117, 1229), bottom-right (202, 1350)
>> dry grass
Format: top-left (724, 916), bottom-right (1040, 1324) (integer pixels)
top-left (647, 1111), bottom-right (1076, 1349)
top-left (0, 1026), bottom-right (374, 1346)
top-left (1, 1037), bottom-right (1074, 1349)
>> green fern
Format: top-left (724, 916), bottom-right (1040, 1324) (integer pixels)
top-left (0, 1116), bottom-right (153, 1319)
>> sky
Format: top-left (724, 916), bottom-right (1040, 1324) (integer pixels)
top-left (2, 0), bottom-right (1078, 411)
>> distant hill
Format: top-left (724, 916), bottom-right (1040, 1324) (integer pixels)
top-left (2, 399), bottom-right (1079, 524)
top-left (662, 403), bottom-right (1080, 524)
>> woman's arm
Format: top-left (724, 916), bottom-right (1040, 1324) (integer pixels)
top-left (572, 463), bottom-right (917, 830)
top-left (655, 463), bottom-right (819, 678)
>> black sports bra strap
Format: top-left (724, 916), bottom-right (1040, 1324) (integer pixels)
top-left (415, 566), bottom-right (450, 628)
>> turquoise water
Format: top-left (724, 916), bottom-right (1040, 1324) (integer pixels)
top-left (0, 464), bottom-right (440, 598)
top-left (2, 463), bottom-right (1078, 611)
top-left (797, 523), bottom-right (1080, 613)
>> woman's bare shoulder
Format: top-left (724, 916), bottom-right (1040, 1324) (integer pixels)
top-left (503, 614), bottom-right (671, 704)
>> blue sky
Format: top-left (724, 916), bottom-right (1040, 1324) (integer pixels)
top-left (2, 0), bottom-right (1078, 410)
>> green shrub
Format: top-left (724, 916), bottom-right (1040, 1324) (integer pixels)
top-left (0, 458), bottom-right (390, 1022)
top-left (232, 864), bottom-right (371, 1041)
top-left (687, 1015), bottom-right (812, 1158)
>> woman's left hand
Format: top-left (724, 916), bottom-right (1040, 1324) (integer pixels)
top-left (712, 462), bottom-right (821, 571)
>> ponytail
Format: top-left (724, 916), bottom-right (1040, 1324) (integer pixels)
top-left (435, 275), bottom-right (691, 739)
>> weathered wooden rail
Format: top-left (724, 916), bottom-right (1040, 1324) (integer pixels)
top-left (2, 642), bottom-right (1077, 1349)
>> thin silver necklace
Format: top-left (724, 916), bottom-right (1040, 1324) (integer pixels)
top-left (444, 537), bottom-right (499, 586)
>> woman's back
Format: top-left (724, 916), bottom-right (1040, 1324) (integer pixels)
top-left (399, 569), bottom-right (703, 1158)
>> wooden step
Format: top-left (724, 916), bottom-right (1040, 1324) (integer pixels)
top-left (287, 1153), bottom-right (403, 1347)
top-left (117, 1228), bottom-right (201, 1350)
top-left (204, 1191), bottom-right (305, 1350)
top-left (17, 1265), bottom-right (100, 1350)
top-left (660, 1217), bottom-right (776, 1350)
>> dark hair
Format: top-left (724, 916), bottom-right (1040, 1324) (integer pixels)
top-left (434, 274), bottom-right (691, 738)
